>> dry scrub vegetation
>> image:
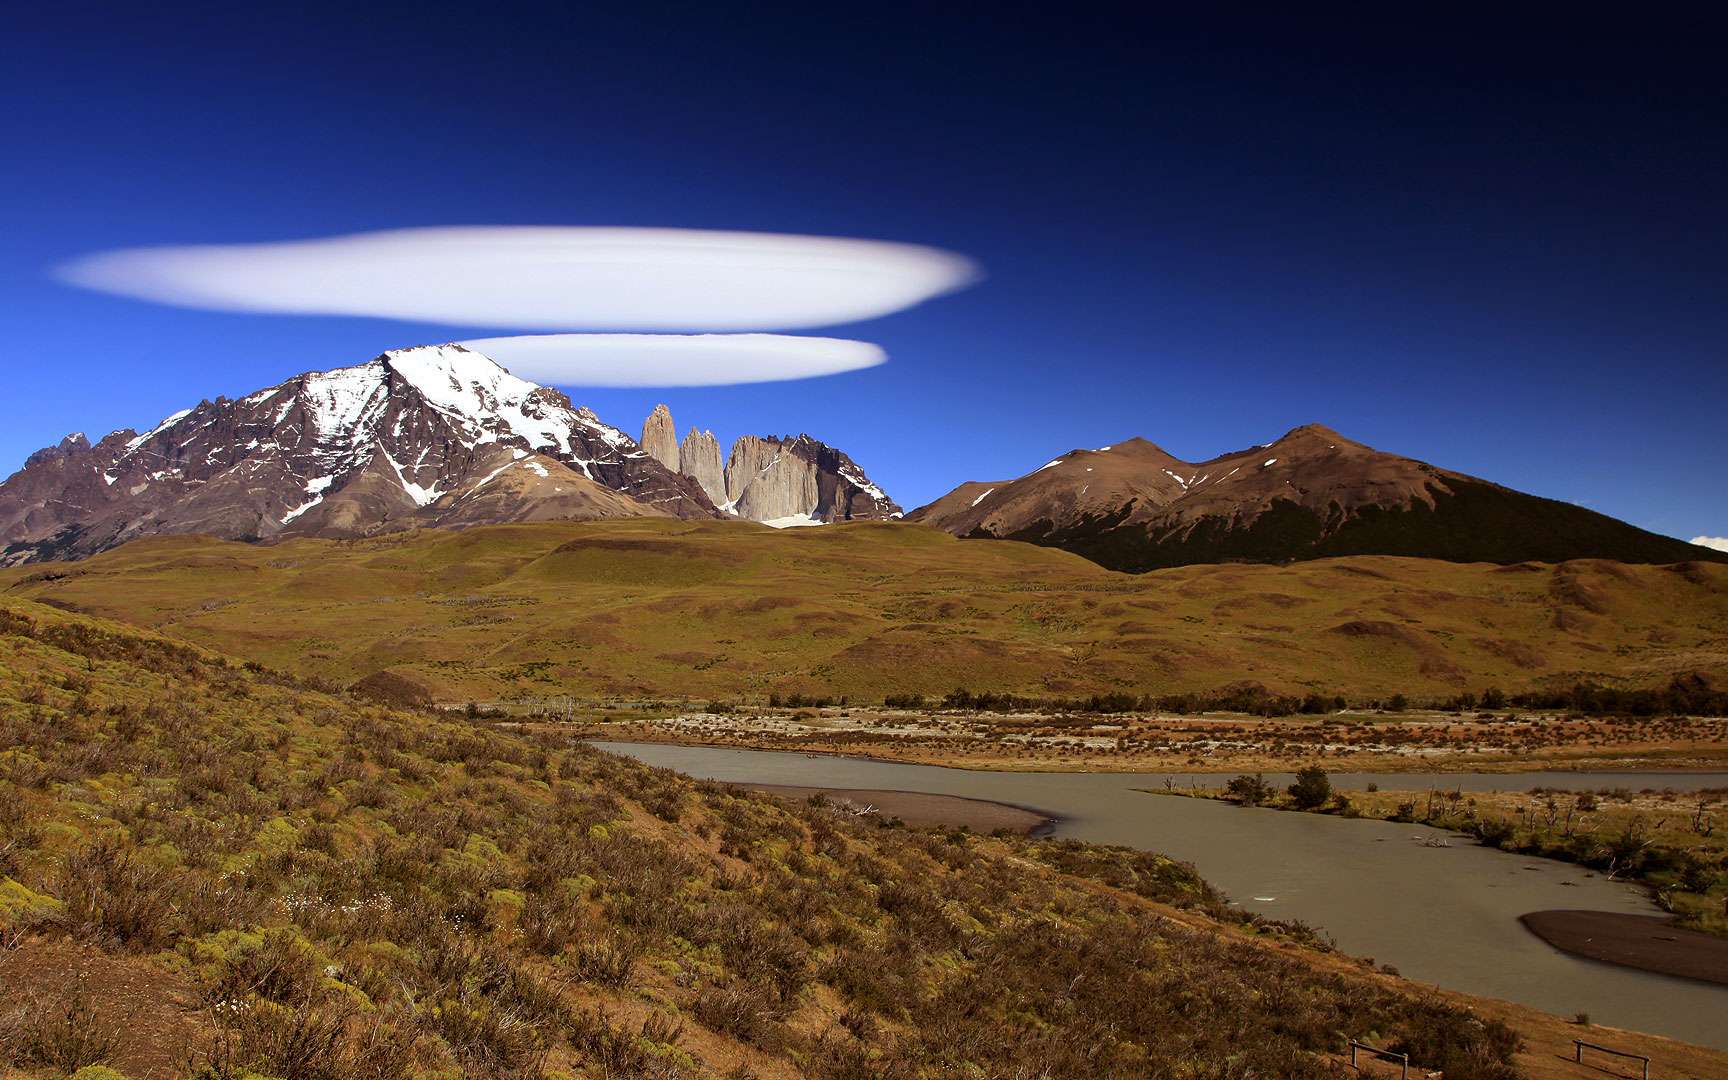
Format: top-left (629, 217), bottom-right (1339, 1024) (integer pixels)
top-left (573, 696), bottom-right (1728, 773)
top-left (0, 598), bottom-right (1530, 1079)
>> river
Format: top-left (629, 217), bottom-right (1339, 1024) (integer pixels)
top-left (596, 741), bottom-right (1728, 1049)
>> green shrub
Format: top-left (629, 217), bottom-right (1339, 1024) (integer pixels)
top-left (1472, 818), bottom-right (1517, 849)
top-left (1288, 766), bottom-right (1332, 810)
top-left (1225, 772), bottom-right (1274, 806)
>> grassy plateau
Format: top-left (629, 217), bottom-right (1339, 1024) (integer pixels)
top-left (4, 520), bottom-right (1726, 710)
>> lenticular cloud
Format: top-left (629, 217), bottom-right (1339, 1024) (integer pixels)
top-left (1692, 536), bottom-right (1728, 553)
top-left (463, 334), bottom-right (884, 387)
top-left (55, 226), bottom-right (978, 332)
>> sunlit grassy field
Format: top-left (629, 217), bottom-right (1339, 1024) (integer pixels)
top-left (0, 595), bottom-right (1579, 1078)
top-left (5, 519), bottom-right (1726, 707)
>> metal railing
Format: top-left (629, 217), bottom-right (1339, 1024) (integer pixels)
top-left (1347, 1039), bottom-right (1408, 1078)
top-left (1574, 1039), bottom-right (1650, 1079)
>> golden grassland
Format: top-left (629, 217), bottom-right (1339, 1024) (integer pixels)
top-left (4, 520), bottom-right (1727, 710)
top-left (16, 596), bottom-right (1713, 1078)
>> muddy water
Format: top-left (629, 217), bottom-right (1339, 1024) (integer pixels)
top-left (596, 742), bottom-right (1728, 1049)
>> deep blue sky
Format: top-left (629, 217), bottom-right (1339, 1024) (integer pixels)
top-left (4, 5), bottom-right (1724, 538)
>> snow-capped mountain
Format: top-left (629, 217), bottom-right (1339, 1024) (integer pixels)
top-left (0, 345), bottom-right (717, 564)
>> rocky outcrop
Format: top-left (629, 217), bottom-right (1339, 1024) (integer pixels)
top-left (641, 404), bottom-right (680, 472)
top-left (725, 434), bottom-right (898, 524)
top-left (679, 427), bottom-right (727, 505)
top-left (1, 344), bottom-right (717, 565)
top-left (641, 408), bottom-right (900, 526)
top-left (724, 435), bottom-right (776, 506)
top-left (729, 436), bottom-right (819, 521)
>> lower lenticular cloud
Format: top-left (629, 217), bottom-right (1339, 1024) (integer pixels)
top-left (463, 333), bottom-right (884, 387)
top-left (1692, 536), bottom-right (1728, 553)
top-left (55, 226), bottom-right (979, 332)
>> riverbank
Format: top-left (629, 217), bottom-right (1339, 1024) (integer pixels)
top-left (552, 706), bottom-right (1728, 774)
top-left (1143, 778), bottom-right (1728, 941)
top-left (736, 783), bottom-right (1057, 835)
top-left (600, 739), bottom-right (1728, 1050)
top-left (1520, 910), bottom-right (1728, 987)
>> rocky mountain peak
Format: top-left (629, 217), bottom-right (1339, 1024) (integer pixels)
top-left (0, 342), bottom-right (907, 565)
top-left (1, 343), bottom-right (718, 565)
top-left (1282, 421), bottom-right (1345, 440)
top-left (911, 423), bottom-right (1724, 571)
top-left (25, 433), bottom-right (93, 468)
top-left (679, 427), bottom-right (726, 505)
top-left (638, 408), bottom-right (899, 526)
top-left (1257, 422), bottom-right (1364, 454)
top-left (641, 403), bottom-right (680, 470)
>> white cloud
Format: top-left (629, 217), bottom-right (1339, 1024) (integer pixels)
top-left (1690, 536), bottom-right (1728, 553)
top-left (55, 226), bottom-right (979, 332)
top-left (462, 333), bottom-right (884, 387)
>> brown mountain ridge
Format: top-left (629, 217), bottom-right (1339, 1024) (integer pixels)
top-left (908, 423), bottom-right (1723, 571)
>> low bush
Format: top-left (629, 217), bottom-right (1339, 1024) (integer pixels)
top-left (1288, 765), bottom-right (1332, 809)
top-left (1226, 772), bottom-right (1275, 806)
top-left (0, 980), bottom-right (119, 1073)
top-left (1472, 817), bottom-right (1517, 849)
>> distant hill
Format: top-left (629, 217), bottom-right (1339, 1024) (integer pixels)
top-left (6, 519), bottom-right (1725, 702)
top-left (907, 424), bottom-right (1723, 571)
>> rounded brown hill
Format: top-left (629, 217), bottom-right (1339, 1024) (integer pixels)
top-left (909, 423), bottom-right (1724, 571)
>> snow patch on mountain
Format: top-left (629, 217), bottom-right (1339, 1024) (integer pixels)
top-left (123, 409), bottom-right (193, 455)
top-left (0, 341), bottom-right (724, 563)
top-left (838, 464), bottom-right (886, 503)
top-left (302, 364), bottom-right (389, 438)
top-left (383, 449), bottom-right (443, 507)
top-left (281, 474), bottom-right (334, 523)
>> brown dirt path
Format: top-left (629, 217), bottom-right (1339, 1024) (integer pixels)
top-left (0, 936), bottom-right (207, 1079)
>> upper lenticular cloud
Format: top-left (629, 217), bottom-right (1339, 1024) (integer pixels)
top-left (462, 334), bottom-right (884, 387)
top-left (55, 226), bottom-right (979, 332)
